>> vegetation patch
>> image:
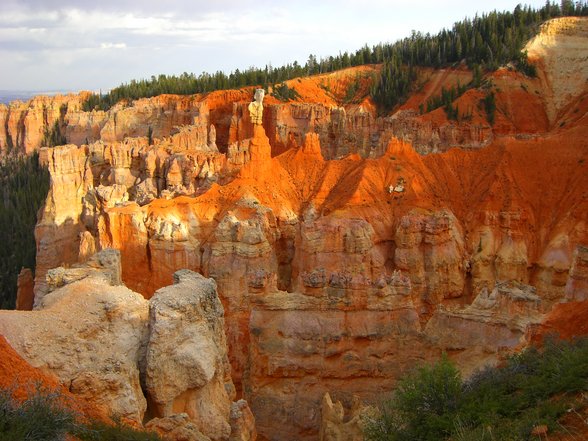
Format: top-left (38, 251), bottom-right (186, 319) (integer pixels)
top-left (42, 120), bottom-right (67, 147)
top-left (364, 337), bottom-right (588, 441)
top-left (0, 153), bottom-right (50, 309)
top-left (422, 82), bottom-right (471, 121)
top-left (0, 385), bottom-right (76, 440)
top-left (483, 91), bottom-right (497, 125)
top-left (0, 384), bottom-right (161, 440)
top-left (271, 83), bottom-right (301, 102)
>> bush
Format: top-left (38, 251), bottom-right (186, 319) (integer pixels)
top-left (272, 83), bottom-right (300, 102)
top-left (0, 385), bottom-right (78, 440)
top-left (364, 354), bottom-right (461, 441)
top-left (0, 385), bottom-right (162, 441)
top-left (343, 79), bottom-right (360, 104)
top-left (365, 338), bottom-right (588, 441)
top-left (42, 120), bottom-right (67, 147)
top-left (76, 420), bottom-right (162, 441)
top-left (483, 92), bottom-right (496, 125)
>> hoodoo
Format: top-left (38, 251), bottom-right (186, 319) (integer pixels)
top-left (1, 7), bottom-right (588, 441)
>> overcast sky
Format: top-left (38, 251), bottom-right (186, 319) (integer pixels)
top-left (0, 0), bottom-right (548, 92)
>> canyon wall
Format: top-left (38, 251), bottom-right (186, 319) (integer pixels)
top-left (1, 89), bottom-right (492, 161)
top-left (31, 122), bottom-right (588, 439)
top-left (2, 15), bottom-right (587, 441)
top-left (3, 18), bottom-right (587, 163)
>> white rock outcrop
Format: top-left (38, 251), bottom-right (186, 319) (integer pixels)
top-left (145, 270), bottom-right (235, 441)
top-left (0, 252), bottom-right (255, 441)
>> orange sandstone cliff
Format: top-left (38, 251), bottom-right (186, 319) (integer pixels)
top-left (1, 16), bottom-right (588, 441)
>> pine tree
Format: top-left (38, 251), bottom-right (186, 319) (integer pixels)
top-left (0, 153), bottom-right (50, 309)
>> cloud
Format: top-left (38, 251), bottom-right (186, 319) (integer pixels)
top-left (0, 0), bottom-right (550, 91)
top-left (0, 0), bottom-right (262, 17)
top-left (100, 42), bottom-right (127, 49)
top-left (0, 6), bottom-right (306, 53)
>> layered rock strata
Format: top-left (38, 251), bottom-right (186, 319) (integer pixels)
top-left (14, 16), bottom-right (588, 440)
top-left (32, 126), bottom-right (588, 439)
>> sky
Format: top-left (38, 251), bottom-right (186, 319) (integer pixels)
top-left (0, 0), bottom-right (549, 92)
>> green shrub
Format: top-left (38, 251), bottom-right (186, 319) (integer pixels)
top-left (0, 385), bottom-right (78, 440)
top-left (75, 420), bottom-right (162, 441)
top-left (0, 385), bottom-right (162, 441)
top-left (42, 120), bottom-right (67, 147)
top-left (272, 83), bottom-right (300, 102)
top-left (365, 354), bottom-right (461, 441)
top-left (343, 80), bottom-right (360, 104)
top-left (483, 92), bottom-right (496, 125)
top-left (365, 338), bottom-right (588, 441)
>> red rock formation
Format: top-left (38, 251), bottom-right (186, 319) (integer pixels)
top-left (16, 15), bottom-right (588, 441)
top-left (35, 123), bottom-right (584, 437)
top-left (0, 94), bottom-right (81, 155)
top-left (15, 268), bottom-right (34, 310)
top-left (32, 113), bottom-right (588, 438)
top-left (0, 334), bottom-right (106, 421)
top-left (529, 301), bottom-right (588, 343)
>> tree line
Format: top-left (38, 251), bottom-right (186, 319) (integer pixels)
top-left (82, 2), bottom-right (588, 113)
top-left (371, 1), bottom-right (588, 112)
top-left (0, 153), bottom-right (50, 309)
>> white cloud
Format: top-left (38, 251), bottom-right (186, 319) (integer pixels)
top-left (0, 0), bottom-right (551, 91)
top-left (100, 42), bottom-right (127, 49)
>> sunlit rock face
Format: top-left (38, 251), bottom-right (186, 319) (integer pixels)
top-left (0, 254), bottom-right (256, 441)
top-left (13, 16), bottom-right (588, 440)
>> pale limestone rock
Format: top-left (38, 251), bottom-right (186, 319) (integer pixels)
top-left (565, 244), bottom-right (588, 301)
top-left (469, 210), bottom-right (535, 299)
top-left (229, 400), bottom-right (257, 441)
top-left (2, 258), bottom-right (255, 439)
top-left (95, 184), bottom-right (129, 208)
top-left (78, 230), bottom-right (97, 262)
top-left (35, 248), bottom-right (122, 308)
top-left (0, 277), bottom-right (149, 422)
top-left (35, 144), bottom-right (94, 297)
top-left (525, 17), bottom-right (588, 124)
top-left (166, 157), bottom-right (184, 188)
top-left (534, 234), bottom-right (573, 303)
top-left (247, 89), bottom-right (264, 125)
top-left (394, 209), bottom-right (466, 308)
top-left (99, 97), bottom-right (203, 143)
top-left (145, 413), bottom-right (211, 441)
top-left (425, 279), bottom-right (543, 376)
top-left (34, 133), bottom-right (230, 297)
top-left (132, 178), bottom-right (159, 206)
top-left (246, 298), bottom-right (424, 441)
top-left (319, 393), bottom-right (372, 441)
top-left (208, 124), bottom-right (218, 151)
top-left (145, 270), bottom-right (234, 441)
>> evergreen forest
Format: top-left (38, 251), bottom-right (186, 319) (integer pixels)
top-left (0, 154), bottom-right (50, 308)
top-left (82, 1), bottom-right (588, 113)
